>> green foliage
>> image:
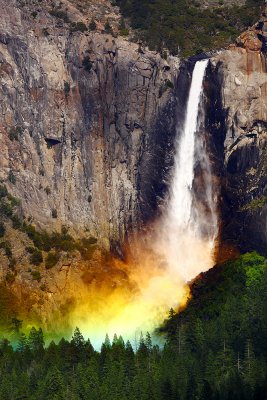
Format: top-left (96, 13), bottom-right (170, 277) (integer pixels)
top-left (11, 214), bottom-right (21, 230)
top-left (169, 252), bottom-right (265, 325)
top-left (43, 367), bottom-right (65, 399)
top-left (45, 252), bottom-right (60, 269)
top-left (240, 195), bottom-right (267, 212)
top-left (0, 186), bottom-right (19, 228)
top-left (30, 249), bottom-right (43, 266)
top-left (8, 126), bottom-right (23, 141)
top-left (70, 21), bottom-right (88, 33)
top-left (0, 200), bottom-right (13, 217)
top-left (7, 194), bottom-right (20, 208)
top-left (115, 0), bottom-right (264, 56)
top-left (76, 237), bottom-right (97, 260)
top-left (243, 251), bottom-right (266, 287)
top-left (71, 327), bottom-right (85, 348)
top-left (119, 27), bottom-right (129, 36)
top-left (159, 79), bottom-right (174, 97)
top-left (22, 224), bottom-right (97, 260)
top-left (31, 270), bottom-right (42, 281)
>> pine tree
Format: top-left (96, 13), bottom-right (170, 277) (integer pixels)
top-left (44, 340), bottom-right (60, 370)
top-left (125, 340), bottom-right (135, 379)
top-left (100, 334), bottom-right (112, 378)
top-left (137, 332), bottom-right (149, 371)
top-left (17, 332), bottom-right (28, 352)
top-left (71, 327), bottom-right (85, 349)
top-left (112, 333), bottom-right (118, 346)
top-left (145, 332), bottom-right (152, 352)
top-left (85, 338), bottom-right (94, 359)
top-left (118, 335), bottom-right (125, 348)
top-left (67, 328), bottom-right (87, 367)
top-left (104, 333), bottom-right (111, 348)
top-left (43, 367), bottom-right (65, 400)
top-left (166, 308), bottom-right (178, 338)
top-left (28, 327), bottom-right (44, 353)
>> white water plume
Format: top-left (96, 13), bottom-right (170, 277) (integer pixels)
top-left (157, 59), bottom-right (218, 282)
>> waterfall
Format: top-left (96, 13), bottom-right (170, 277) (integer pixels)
top-left (158, 59), bottom-right (217, 282)
top-left (74, 60), bottom-right (218, 345)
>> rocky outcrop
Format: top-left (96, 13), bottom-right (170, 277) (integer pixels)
top-left (210, 6), bottom-right (267, 256)
top-left (0, 0), bottom-right (179, 249)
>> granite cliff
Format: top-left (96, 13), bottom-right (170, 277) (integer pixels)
top-left (0, 0), bottom-right (266, 330)
top-left (209, 6), bottom-right (267, 256)
top-left (0, 0), bottom-right (178, 249)
top-left (0, 0), bottom-right (179, 331)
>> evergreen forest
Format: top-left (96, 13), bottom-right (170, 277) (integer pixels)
top-left (0, 252), bottom-right (267, 400)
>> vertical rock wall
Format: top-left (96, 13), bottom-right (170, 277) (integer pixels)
top-left (209, 10), bottom-right (267, 256)
top-left (0, 0), bottom-right (179, 248)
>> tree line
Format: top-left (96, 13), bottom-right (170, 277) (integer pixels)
top-left (0, 252), bottom-right (266, 399)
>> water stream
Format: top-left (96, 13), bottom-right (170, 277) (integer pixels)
top-left (159, 59), bottom-right (217, 281)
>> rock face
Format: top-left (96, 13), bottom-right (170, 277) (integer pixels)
top-left (0, 0), bottom-right (179, 249)
top-left (0, 0), bottom-right (266, 331)
top-left (209, 6), bottom-right (267, 256)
